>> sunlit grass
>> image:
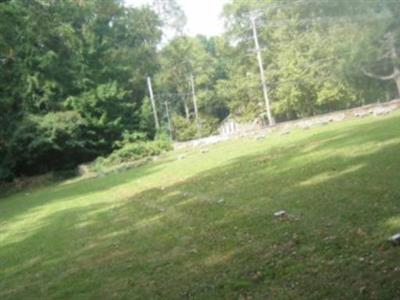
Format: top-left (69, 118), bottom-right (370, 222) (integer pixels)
top-left (1, 112), bottom-right (400, 299)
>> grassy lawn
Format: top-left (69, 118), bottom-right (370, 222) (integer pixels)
top-left (1, 112), bottom-right (400, 299)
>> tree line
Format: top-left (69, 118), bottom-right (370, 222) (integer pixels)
top-left (0, 0), bottom-right (399, 181)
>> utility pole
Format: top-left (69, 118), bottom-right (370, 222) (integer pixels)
top-left (190, 74), bottom-right (201, 133)
top-left (164, 100), bottom-right (172, 138)
top-left (250, 14), bottom-right (274, 126)
top-left (147, 76), bottom-right (160, 130)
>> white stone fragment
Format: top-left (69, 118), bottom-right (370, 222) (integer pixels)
top-left (274, 210), bottom-right (287, 218)
top-left (389, 233), bottom-right (400, 246)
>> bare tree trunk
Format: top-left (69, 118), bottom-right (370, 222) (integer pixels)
top-left (389, 33), bottom-right (400, 98)
top-left (250, 15), bottom-right (275, 126)
top-left (363, 31), bottom-right (400, 100)
top-left (183, 99), bottom-right (190, 120)
top-left (190, 74), bottom-right (200, 133)
top-left (395, 73), bottom-right (400, 98)
top-left (147, 77), bottom-right (160, 130)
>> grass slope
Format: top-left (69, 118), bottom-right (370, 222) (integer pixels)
top-left (1, 113), bottom-right (400, 299)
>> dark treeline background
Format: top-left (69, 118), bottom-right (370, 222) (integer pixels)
top-left (1, 0), bottom-right (399, 180)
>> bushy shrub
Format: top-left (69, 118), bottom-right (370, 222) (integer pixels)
top-left (172, 114), bottom-right (218, 141)
top-left (90, 138), bottom-right (172, 173)
top-left (172, 114), bottom-right (197, 141)
top-left (6, 111), bottom-right (92, 176)
top-left (198, 115), bottom-right (219, 137)
top-left (113, 131), bottom-right (147, 149)
top-left (0, 166), bottom-right (13, 182)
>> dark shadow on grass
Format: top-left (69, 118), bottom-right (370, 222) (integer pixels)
top-left (1, 115), bottom-right (400, 299)
top-left (0, 157), bottom-right (175, 225)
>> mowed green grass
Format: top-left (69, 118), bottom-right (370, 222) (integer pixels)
top-left (1, 112), bottom-right (400, 300)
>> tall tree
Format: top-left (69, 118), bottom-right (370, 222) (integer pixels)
top-left (0, 0), bottom-right (162, 178)
top-left (221, 0), bottom-right (397, 120)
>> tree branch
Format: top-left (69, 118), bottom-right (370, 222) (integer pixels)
top-left (362, 67), bottom-right (395, 81)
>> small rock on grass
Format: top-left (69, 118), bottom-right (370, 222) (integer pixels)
top-left (273, 210), bottom-right (286, 218)
top-left (359, 286), bottom-right (367, 294)
top-left (388, 233), bottom-right (400, 246)
top-left (250, 271), bottom-right (263, 282)
top-left (356, 228), bottom-right (367, 237)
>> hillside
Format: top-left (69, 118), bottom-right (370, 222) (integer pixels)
top-left (1, 112), bottom-right (400, 299)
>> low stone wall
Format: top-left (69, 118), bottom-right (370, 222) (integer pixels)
top-left (175, 99), bottom-right (400, 149)
top-left (275, 99), bottom-right (400, 132)
top-left (174, 135), bottom-right (231, 150)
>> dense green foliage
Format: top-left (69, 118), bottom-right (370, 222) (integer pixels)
top-left (154, 35), bottom-right (227, 140)
top-left (153, 0), bottom-right (400, 134)
top-left (0, 0), bottom-right (161, 179)
top-left (1, 0), bottom-right (400, 179)
top-left (219, 0), bottom-right (399, 121)
top-left (1, 112), bottom-right (400, 298)
top-left (171, 113), bottom-right (218, 141)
